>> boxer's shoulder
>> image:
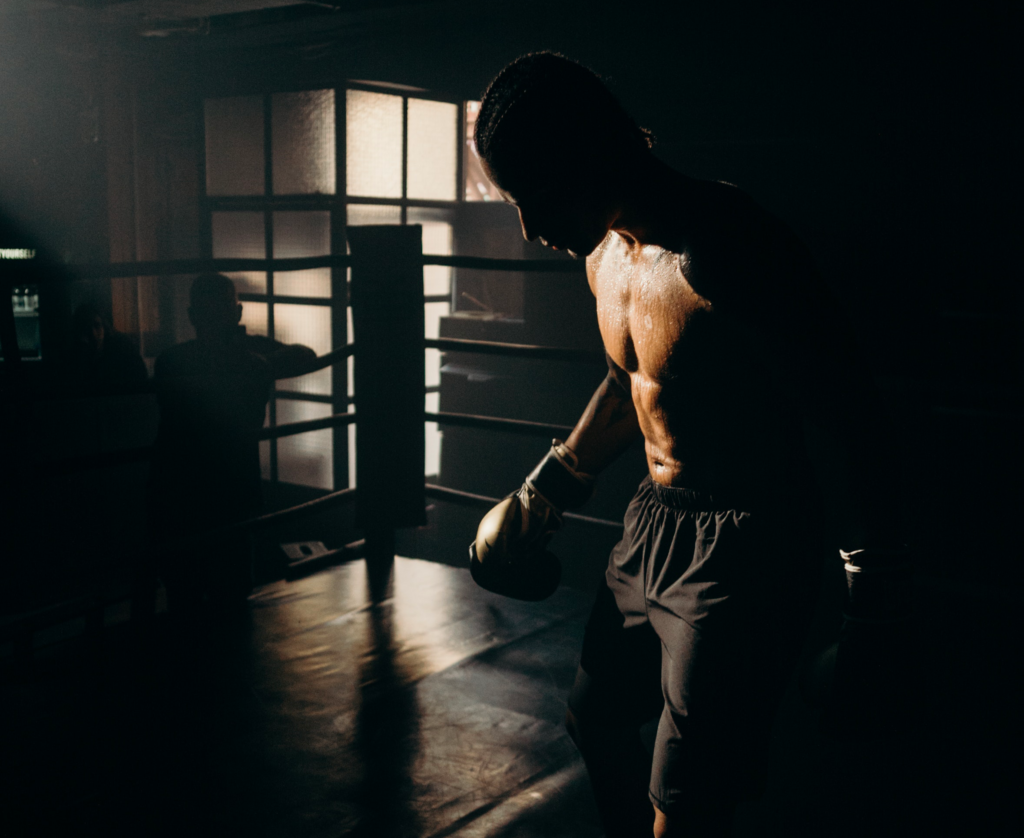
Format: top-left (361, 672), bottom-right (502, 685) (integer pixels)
top-left (679, 179), bottom-right (774, 260)
top-left (586, 178), bottom-right (795, 309)
top-left (676, 179), bottom-right (810, 313)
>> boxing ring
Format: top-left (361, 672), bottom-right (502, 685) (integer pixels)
top-left (0, 224), bottom-right (623, 669)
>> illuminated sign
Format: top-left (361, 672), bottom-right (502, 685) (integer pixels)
top-left (0, 248), bottom-right (36, 260)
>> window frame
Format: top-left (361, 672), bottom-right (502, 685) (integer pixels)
top-left (200, 80), bottom-right (464, 491)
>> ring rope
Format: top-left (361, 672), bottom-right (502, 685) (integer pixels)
top-left (258, 411), bottom-right (356, 440)
top-left (38, 412), bottom-right (358, 475)
top-left (426, 410), bottom-right (573, 438)
top-left (424, 483), bottom-right (623, 530)
top-left (46, 253), bottom-right (585, 281)
top-left (425, 337), bottom-right (604, 364)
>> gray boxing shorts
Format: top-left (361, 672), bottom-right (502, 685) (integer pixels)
top-left (570, 476), bottom-right (822, 812)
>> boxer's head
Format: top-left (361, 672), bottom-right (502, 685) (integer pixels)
top-left (475, 53), bottom-right (653, 256)
top-left (189, 272), bottom-right (242, 340)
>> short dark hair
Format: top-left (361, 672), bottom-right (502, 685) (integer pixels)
top-left (475, 52), bottom-right (652, 187)
top-left (189, 272), bottom-right (238, 310)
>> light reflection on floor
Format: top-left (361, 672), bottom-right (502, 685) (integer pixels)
top-left (244, 556), bottom-right (601, 837)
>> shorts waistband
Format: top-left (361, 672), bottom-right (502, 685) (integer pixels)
top-left (643, 475), bottom-right (746, 511)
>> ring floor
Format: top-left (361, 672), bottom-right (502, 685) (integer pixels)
top-left (2, 557), bottom-right (1020, 837)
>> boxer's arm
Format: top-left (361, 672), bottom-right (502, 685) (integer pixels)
top-left (808, 367), bottom-right (902, 551)
top-left (786, 296), bottom-right (900, 549)
top-left (565, 356), bottom-right (641, 476)
top-left (469, 356), bottom-right (639, 601)
top-left (746, 237), bottom-right (902, 550)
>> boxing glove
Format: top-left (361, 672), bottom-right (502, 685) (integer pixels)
top-left (469, 440), bottom-right (595, 601)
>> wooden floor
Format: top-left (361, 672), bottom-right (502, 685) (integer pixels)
top-left (2, 557), bottom-right (1021, 837)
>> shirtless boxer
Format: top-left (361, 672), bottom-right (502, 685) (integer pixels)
top-left (468, 53), bottom-right (905, 837)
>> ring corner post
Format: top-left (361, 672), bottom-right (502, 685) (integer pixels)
top-left (347, 224), bottom-right (426, 601)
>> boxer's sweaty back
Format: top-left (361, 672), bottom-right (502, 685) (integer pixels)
top-left (587, 180), bottom-right (811, 500)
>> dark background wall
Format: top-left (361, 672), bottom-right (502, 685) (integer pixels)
top-left (1, 1), bottom-right (1019, 596)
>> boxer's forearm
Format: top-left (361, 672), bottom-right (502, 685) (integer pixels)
top-left (805, 383), bottom-right (904, 551)
top-left (565, 372), bottom-right (641, 476)
top-left (839, 414), bottom-right (903, 550)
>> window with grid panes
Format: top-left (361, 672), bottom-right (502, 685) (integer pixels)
top-left (203, 84), bottom-right (462, 491)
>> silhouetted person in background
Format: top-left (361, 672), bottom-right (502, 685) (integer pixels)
top-left (147, 273), bottom-right (316, 628)
top-left (68, 303), bottom-right (148, 394)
